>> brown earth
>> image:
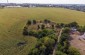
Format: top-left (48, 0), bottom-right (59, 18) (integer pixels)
top-left (69, 33), bottom-right (85, 55)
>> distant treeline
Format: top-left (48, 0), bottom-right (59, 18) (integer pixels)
top-left (0, 3), bottom-right (85, 12)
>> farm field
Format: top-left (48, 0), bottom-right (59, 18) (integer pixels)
top-left (0, 7), bottom-right (85, 55)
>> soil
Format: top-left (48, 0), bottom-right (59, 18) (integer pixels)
top-left (69, 32), bottom-right (85, 55)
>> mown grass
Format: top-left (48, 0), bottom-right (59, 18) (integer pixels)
top-left (0, 7), bottom-right (85, 55)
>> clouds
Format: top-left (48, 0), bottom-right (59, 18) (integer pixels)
top-left (0, 0), bottom-right (85, 4)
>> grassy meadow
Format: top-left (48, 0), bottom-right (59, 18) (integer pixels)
top-left (0, 7), bottom-right (85, 55)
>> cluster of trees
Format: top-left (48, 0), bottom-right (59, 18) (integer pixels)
top-left (56, 27), bottom-right (80, 55)
top-left (56, 22), bottom-right (79, 28)
top-left (26, 20), bottom-right (37, 25)
top-left (23, 20), bottom-right (37, 36)
top-left (28, 29), bottom-right (57, 55)
top-left (44, 19), bottom-right (51, 24)
top-left (28, 29), bottom-right (56, 38)
top-left (23, 19), bottom-right (56, 36)
top-left (78, 26), bottom-right (85, 33)
top-left (23, 19), bottom-right (81, 55)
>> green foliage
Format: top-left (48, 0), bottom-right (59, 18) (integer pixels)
top-left (28, 29), bottom-right (54, 38)
top-left (33, 20), bottom-right (37, 24)
top-left (65, 22), bottom-right (79, 28)
top-left (57, 27), bottom-right (70, 54)
top-left (55, 51), bottom-right (67, 55)
top-left (27, 20), bottom-right (31, 25)
top-left (63, 27), bottom-right (70, 33)
top-left (44, 19), bottom-right (51, 24)
top-left (23, 27), bottom-right (28, 35)
top-left (56, 23), bottom-right (62, 28)
top-left (42, 37), bottom-right (55, 47)
top-left (28, 29), bottom-right (56, 55)
top-left (52, 24), bottom-right (55, 29)
top-left (60, 33), bottom-right (69, 45)
top-left (37, 25), bottom-right (40, 30)
top-left (28, 30), bottom-right (37, 36)
top-left (68, 47), bottom-right (81, 55)
top-left (78, 26), bottom-right (85, 32)
top-left (41, 24), bottom-right (45, 29)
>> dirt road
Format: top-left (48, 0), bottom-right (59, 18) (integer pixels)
top-left (52, 28), bottom-right (63, 55)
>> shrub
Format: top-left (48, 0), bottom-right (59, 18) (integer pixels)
top-left (55, 51), bottom-right (67, 55)
top-left (23, 27), bottom-right (28, 36)
top-left (41, 24), bottom-right (45, 29)
top-left (68, 46), bottom-right (81, 55)
top-left (27, 20), bottom-right (31, 25)
top-left (33, 20), bottom-right (36, 24)
top-left (78, 26), bottom-right (85, 32)
top-left (44, 19), bottom-right (51, 24)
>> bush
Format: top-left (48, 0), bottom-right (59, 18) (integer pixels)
top-left (66, 22), bottom-right (79, 28)
top-left (44, 19), bottom-right (50, 24)
top-left (33, 20), bottom-right (36, 24)
top-left (63, 27), bottom-right (70, 33)
top-left (52, 24), bottom-right (55, 29)
top-left (78, 26), bottom-right (85, 32)
top-left (27, 20), bottom-right (31, 25)
top-left (68, 46), bottom-right (81, 55)
top-left (41, 24), bottom-right (45, 29)
top-left (55, 51), bottom-right (67, 55)
top-left (23, 27), bottom-right (28, 36)
top-left (28, 30), bottom-right (37, 36)
top-left (37, 25), bottom-right (40, 30)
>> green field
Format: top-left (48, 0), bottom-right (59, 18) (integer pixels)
top-left (0, 7), bottom-right (85, 55)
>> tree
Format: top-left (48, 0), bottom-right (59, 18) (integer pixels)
top-left (60, 33), bottom-right (69, 46)
top-left (28, 30), bottom-right (37, 36)
top-left (55, 51), bottom-right (67, 55)
top-left (23, 27), bottom-right (28, 36)
top-left (39, 45), bottom-right (46, 55)
top-left (33, 20), bottom-right (36, 24)
top-left (41, 24), bottom-right (45, 29)
top-left (27, 20), bottom-right (31, 25)
top-left (44, 19), bottom-right (50, 24)
top-left (68, 22), bottom-right (79, 28)
top-left (28, 48), bottom-right (39, 55)
top-left (56, 23), bottom-right (61, 28)
top-left (68, 46), bottom-right (81, 55)
top-left (37, 25), bottom-right (40, 30)
top-left (52, 24), bottom-right (55, 29)
top-left (63, 27), bottom-right (70, 33)
top-left (78, 26), bottom-right (85, 33)
top-left (60, 23), bottom-right (65, 27)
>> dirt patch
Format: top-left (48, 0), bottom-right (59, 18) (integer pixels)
top-left (69, 33), bottom-right (85, 55)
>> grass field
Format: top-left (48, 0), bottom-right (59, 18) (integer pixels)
top-left (0, 7), bottom-right (85, 55)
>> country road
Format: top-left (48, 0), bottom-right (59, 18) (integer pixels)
top-left (52, 28), bottom-right (63, 55)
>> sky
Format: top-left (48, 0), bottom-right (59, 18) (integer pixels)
top-left (0, 0), bottom-right (85, 4)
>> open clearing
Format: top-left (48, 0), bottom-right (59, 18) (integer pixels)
top-left (0, 7), bottom-right (85, 55)
top-left (70, 33), bottom-right (85, 55)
